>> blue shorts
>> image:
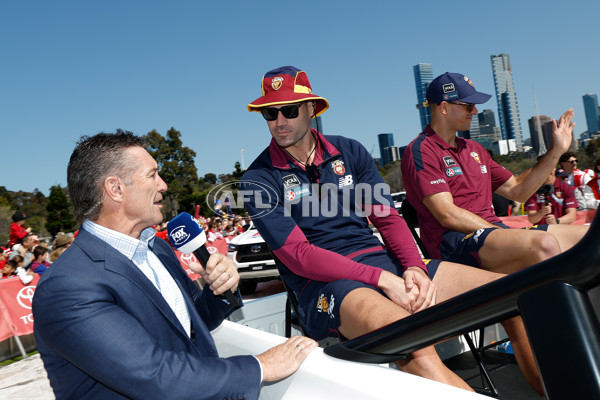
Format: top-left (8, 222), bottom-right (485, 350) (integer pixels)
top-left (440, 223), bottom-right (549, 268)
top-left (295, 250), bottom-right (440, 341)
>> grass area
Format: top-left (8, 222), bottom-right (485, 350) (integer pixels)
top-left (0, 350), bottom-right (39, 367)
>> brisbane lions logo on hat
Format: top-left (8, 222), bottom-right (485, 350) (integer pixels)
top-left (271, 76), bottom-right (283, 91)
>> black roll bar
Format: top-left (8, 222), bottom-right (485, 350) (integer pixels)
top-left (324, 210), bottom-right (600, 399)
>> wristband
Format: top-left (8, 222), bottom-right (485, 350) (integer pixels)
top-left (557, 218), bottom-right (560, 224)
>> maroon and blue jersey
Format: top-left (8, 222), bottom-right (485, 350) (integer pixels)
top-left (242, 130), bottom-right (425, 297)
top-left (525, 178), bottom-right (578, 224)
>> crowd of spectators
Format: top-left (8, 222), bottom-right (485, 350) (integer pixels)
top-left (1, 212), bottom-right (75, 284)
top-left (492, 152), bottom-right (600, 220)
top-left (555, 153), bottom-right (600, 211)
top-left (151, 212), bottom-right (252, 247)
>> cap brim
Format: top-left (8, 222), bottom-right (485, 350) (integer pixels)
top-left (248, 92), bottom-right (329, 117)
top-left (460, 91), bottom-right (492, 104)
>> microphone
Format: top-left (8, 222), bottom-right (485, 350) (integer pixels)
top-left (167, 212), bottom-right (240, 307)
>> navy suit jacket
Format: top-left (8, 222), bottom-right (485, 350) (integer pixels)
top-left (33, 228), bottom-right (261, 400)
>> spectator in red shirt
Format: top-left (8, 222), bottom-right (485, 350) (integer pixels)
top-left (588, 158), bottom-right (600, 200)
top-left (7, 212), bottom-right (31, 248)
top-left (526, 165), bottom-right (578, 225)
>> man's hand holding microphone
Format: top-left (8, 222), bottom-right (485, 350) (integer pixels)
top-left (167, 212), bottom-right (317, 381)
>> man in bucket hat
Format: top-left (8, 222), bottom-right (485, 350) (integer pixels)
top-left (242, 66), bottom-right (542, 393)
top-left (401, 72), bottom-right (587, 275)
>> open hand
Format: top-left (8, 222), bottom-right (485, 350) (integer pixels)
top-left (256, 335), bottom-right (317, 381)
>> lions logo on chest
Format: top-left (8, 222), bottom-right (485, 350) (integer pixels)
top-left (331, 160), bottom-right (346, 175)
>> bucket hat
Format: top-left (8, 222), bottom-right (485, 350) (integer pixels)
top-left (248, 66), bottom-right (329, 116)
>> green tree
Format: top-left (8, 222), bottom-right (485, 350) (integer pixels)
top-left (45, 185), bottom-right (77, 236)
top-left (232, 161), bottom-right (244, 180)
top-left (584, 137), bottom-right (600, 164)
top-left (0, 204), bottom-right (11, 246)
top-left (380, 160), bottom-right (403, 192)
top-left (145, 128), bottom-right (199, 217)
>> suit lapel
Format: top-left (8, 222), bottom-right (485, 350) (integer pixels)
top-left (76, 229), bottom-right (193, 341)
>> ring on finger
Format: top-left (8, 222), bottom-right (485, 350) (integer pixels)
top-left (296, 344), bottom-right (303, 351)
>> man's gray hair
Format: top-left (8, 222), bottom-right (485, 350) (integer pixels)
top-left (67, 130), bottom-right (147, 223)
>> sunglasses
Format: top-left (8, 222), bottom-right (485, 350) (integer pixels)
top-left (568, 159), bottom-right (577, 164)
top-left (260, 103), bottom-right (303, 121)
top-left (448, 101), bottom-right (476, 113)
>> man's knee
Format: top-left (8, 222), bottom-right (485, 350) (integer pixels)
top-left (339, 288), bottom-right (409, 338)
top-left (530, 231), bottom-right (561, 261)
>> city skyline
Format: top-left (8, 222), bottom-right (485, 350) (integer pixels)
top-left (2, 1), bottom-right (599, 195)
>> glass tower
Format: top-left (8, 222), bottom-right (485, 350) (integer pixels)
top-left (490, 54), bottom-right (523, 151)
top-left (413, 63), bottom-right (433, 131)
top-left (378, 133), bottom-right (394, 166)
top-left (583, 93), bottom-right (600, 134)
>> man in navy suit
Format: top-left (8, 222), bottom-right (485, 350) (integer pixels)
top-left (33, 131), bottom-right (316, 400)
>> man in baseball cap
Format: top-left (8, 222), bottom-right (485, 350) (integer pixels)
top-left (425, 72), bottom-right (492, 105)
top-left (241, 66), bottom-right (543, 393)
top-left (402, 72), bottom-right (586, 283)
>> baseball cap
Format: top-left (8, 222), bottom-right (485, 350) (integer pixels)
top-left (248, 66), bottom-right (329, 116)
top-left (426, 72), bottom-right (491, 104)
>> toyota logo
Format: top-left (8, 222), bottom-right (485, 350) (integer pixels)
top-left (250, 245), bottom-right (262, 253)
top-left (17, 286), bottom-right (36, 309)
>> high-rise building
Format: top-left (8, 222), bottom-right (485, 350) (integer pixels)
top-left (413, 63), bottom-right (433, 131)
top-left (378, 133), bottom-right (395, 166)
top-left (490, 54), bottom-right (524, 151)
top-left (473, 109), bottom-right (501, 151)
top-left (583, 93), bottom-right (600, 134)
top-left (382, 146), bottom-right (402, 165)
top-left (528, 115), bottom-right (552, 155)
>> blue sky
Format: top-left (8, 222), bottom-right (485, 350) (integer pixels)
top-left (2, 0), bottom-right (598, 195)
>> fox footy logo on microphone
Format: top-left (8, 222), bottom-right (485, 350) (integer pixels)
top-left (169, 226), bottom-right (190, 246)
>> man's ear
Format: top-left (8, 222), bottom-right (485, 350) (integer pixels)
top-left (438, 102), bottom-right (449, 115)
top-left (104, 176), bottom-right (123, 202)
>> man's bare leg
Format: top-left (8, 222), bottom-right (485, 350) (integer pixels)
top-left (434, 262), bottom-right (543, 395)
top-left (546, 224), bottom-right (589, 252)
top-left (478, 228), bottom-right (562, 273)
top-left (501, 317), bottom-right (544, 395)
top-left (338, 288), bottom-right (473, 391)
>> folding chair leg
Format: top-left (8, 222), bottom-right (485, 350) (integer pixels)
top-left (463, 333), bottom-right (499, 397)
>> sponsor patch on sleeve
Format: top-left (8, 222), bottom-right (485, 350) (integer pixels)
top-left (445, 166), bottom-right (463, 177)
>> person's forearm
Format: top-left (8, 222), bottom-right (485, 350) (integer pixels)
top-left (559, 209), bottom-right (577, 224)
top-left (511, 156), bottom-right (562, 202)
top-left (436, 204), bottom-right (498, 234)
top-left (527, 210), bottom-right (545, 224)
